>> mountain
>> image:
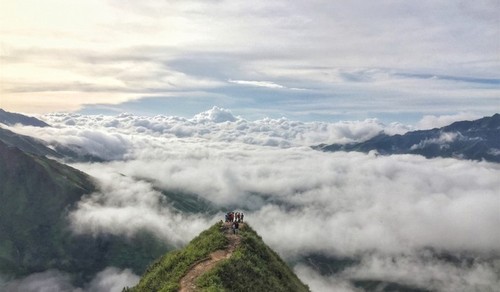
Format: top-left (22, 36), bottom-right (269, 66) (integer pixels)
top-left (0, 127), bottom-right (63, 158)
top-left (0, 125), bottom-right (106, 163)
top-left (315, 114), bottom-right (500, 162)
top-left (0, 141), bottom-right (170, 286)
top-left (0, 109), bottom-right (106, 162)
top-left (128, 222), bottom-right (310, 292)
top-left (0, 108), bottom-right (50, 127)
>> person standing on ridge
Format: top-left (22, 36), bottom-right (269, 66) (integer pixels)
top-left (233, 221), bottom-right (239, 234)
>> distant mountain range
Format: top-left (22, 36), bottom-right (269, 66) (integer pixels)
top-left (0, 124), bottom-right (107, 163)
top-left (315, 114), bottom-right (500, 163)
top-left (0, 109), bottom-right (49, 127)
top-left (0, 109), bottom-right (107, 162)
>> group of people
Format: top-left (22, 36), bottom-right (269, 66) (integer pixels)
top-left (225, 211), bottom-right (244, 223)
top-left (225, 211), bottom-right (244, 234)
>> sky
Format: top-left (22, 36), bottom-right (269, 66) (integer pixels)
top-left (1, 0), bottom-right (499, 123)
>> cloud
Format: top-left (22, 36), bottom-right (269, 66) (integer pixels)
top-left (410, 132), bottom-right (460, 150)
top-left (41, 108), bottom-right (410, 145)
top-left (295, 252), bottom-right (500, 292)
top-left (5, 108), bottom-right (412, 164)
top-left (294, 265), bottom-right (357, 292)
top-left (242, 154), bottom-right (500, 258)
top-left (64, 134), bottom-right (500, 248)
top-left (8, 122), bottom-right (131, 161)
top-left (7, 111), bottom-right (500, 291)
top-left (4, 270), bottom-right (75, 292)
top-left (68, 164), bottom-right (215, 246)
top-left (417, 113), bottom-right (482, 130)
top-left (343, 253), bottom-right (500, 292)
top-left (67, 146), bottom-right (500, 291)
top-left (2, 1), bottom-right (499, 120)
top-left (228, 79), bottom-right (286, 89)
top-left (4, 268), bottom-right (139, 292)
top-left (85, 267), bottom-right (140, 292)
top-left (192, 106), bottom-right (237, 123)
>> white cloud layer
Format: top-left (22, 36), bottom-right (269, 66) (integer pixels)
top-left (4, 267), bottom-right (139, 292)
top-left (295, 252), bottom-right (500, 292)
top-left (6, 110), bottom-right (500, 291)
top-left (68, 164), bottom-right (215, 246)
top-left (11, 107), bottom-right (411, 156)
top-left (416, 112), bottom-right (482, 130)
top-left (344, 253), bottom-right (500, 292)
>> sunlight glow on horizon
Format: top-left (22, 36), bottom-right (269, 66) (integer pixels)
top-left (1, 0), bottom-right (499, 121)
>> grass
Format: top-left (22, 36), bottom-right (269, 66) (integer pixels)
top-left (128, 222), bottom-right (228, 292)
top-left (196, 224), bottom-right (310, 292)
top-left (129, 221), bottom-right (309, 291)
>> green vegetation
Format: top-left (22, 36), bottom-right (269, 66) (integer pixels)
top-left (129, 222), bottom-right (228, 291)
top-left (0, 141), bottom-right (94, 278)
top-left (196, 224), bottom-right (309, 292)
top-left (129, 222), bottom-right (309, 292)
top-left (160, 189), bottom-right (218, 214)
top-left (293, 253), bottom-right (358, 276)
top-left (0, 141), bottom-right (170, 285)
top-left (0, 127), bottom-right (61, 158)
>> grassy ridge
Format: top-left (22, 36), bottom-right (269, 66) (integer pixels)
top-left (129, 223), bottom-right (228, 291)
top-left (196, 224), bottom-right (309, 292)
top-left (129, 222), bottom-right (309, 292)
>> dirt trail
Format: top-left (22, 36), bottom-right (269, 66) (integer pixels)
top-left (179, 222), bottom-right (243, 292)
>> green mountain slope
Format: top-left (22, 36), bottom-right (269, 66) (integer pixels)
top-left (0, 127), bottom-right (62, 158)
top-left (129, 222), bottom-right (309, 292)
top-left (0, 126), bottom-right (108, 163)
top-left (0, 140), bottom-right (170, 285)
top-left (0, 140), bottom-right (95, 276)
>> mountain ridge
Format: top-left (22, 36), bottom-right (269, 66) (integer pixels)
top-left (0, 127), bottom-right (63, 158)
top-left (128, 221), bottom-right (310, 292)
top-left (315, 113), bottom-right (500, 162)
top-left (0, 108), bottom-right (49, 127)
top-left (0, 140), bottom-right (170, 286)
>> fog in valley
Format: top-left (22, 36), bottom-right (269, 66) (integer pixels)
top-left (5, 109), bottom-right (499, 291)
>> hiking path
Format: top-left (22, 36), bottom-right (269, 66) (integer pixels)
top-left (179, 222), bottom-right (243, 292)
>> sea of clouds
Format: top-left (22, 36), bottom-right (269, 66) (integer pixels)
top-left (5, 108), bottom-right (499, 292)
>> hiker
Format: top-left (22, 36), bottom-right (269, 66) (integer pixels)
top-left (225, 211), bottom-right (245, 224)
top-left (232, 221), bottom-right (239, 234)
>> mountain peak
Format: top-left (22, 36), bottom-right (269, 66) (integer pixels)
top-left (316, 113), bottom-right (500, 162)
top-left (128, 221), bottom-right (309, 291)
top-left (0, 108), bottom-right (50, 127)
